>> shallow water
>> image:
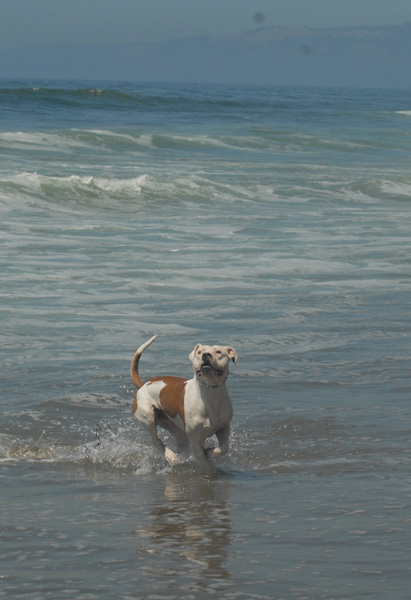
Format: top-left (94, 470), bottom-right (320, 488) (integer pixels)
top-left (1, 80), bottom-right (411, 599)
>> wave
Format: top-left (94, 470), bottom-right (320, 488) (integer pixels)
top-left (0, 128), bottom-right (156, 153)
top-left (0, 123), bottom-right (396, 164)
top-left (3, 167), bottom-right (411, 214)
top-left (0, 172), bottom-right (153, 208)
top-left (0, 170), bottom-right (267, 212)
top-left (0, 83), bottom-right (259, 118)
top-left (3, 81), bottom-right (374, 125)
top-left (0, 127), bottom-right (283, 154)
top-left (0, 86), bottom-right (155, 109)
top-left (349, 175), bottom-right (411, 202)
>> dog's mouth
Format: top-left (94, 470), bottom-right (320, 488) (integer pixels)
top-left (197, 364), bottom-right (224, 377)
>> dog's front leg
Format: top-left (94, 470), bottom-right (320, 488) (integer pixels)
top-left (190, 439), bottom-right (210, 466)
top-left (207, 424), bottom-right (230, 460)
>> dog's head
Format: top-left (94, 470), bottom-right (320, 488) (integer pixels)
top-left (189, 343), bottom-right (237, 386)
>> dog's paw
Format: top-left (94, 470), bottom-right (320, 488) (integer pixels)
top-left (164, 448), bottom-right (178, 464)
top-left (206, 446), bottom-right (219, 459)
top-left (206, 446), bottom-right (227, 459)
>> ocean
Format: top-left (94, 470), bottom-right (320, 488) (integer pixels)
top-left (1, 79), bottom-right (411, 600)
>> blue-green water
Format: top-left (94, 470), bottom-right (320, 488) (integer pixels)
top-left (1, 80), bottom-right (411, 599)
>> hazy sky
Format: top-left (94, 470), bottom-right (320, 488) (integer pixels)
top-left (2, 0), bottom-right (411, 48)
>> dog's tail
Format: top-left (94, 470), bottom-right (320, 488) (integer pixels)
top-left (130, 335), bottom-right (157, 389)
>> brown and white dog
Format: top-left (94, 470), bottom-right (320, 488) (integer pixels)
top-left (131, 336), bottom-right (237, 466)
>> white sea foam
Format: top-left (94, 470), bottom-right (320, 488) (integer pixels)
top-left (0, 170), bottom-right (271, 211)
top-left (0, 171), bottom-right (154, 202)
top-left (82, 129), bottom-right (155, 148)
top-left (379, 179), bottom-right (411, 198)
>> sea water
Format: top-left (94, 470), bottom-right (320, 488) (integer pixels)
top-left (1, 80), bottom-right (411, 599)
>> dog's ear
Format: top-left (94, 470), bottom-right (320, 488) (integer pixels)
top-left (226, 347), bottom-right (237, 365)
top-left (189, 344), bottom-right (202, 362)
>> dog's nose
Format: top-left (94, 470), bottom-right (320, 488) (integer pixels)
top-left (202, 352), bottom-right (212, 363)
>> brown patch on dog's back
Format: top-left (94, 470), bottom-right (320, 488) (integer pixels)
top-left (149, 376), bottom-right (187, 424)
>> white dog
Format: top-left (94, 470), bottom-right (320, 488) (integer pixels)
top-left (131, 336), bottom-right (237, 466)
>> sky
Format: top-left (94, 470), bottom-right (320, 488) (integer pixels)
top-left (2, 0), bottom-right (411, 48)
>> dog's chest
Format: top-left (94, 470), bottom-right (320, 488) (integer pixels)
top-left (184, 380), bottom-right (232, 433)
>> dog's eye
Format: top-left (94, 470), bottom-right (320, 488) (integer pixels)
top-left (216, 350), bottom-right (222, 355)
top-left (197, 350), bottom-right (202, 355)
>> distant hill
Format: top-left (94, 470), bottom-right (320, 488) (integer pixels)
top-left (1, 23), bottom-right (411, 87)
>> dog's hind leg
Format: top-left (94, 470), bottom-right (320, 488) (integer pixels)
top-left (144, 422), bottom-right (178, 464)
top-left (157, 417), bottom-right (190, 457)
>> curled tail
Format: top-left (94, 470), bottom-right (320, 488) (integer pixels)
top-left (130, 335), bottom-right (157, 389)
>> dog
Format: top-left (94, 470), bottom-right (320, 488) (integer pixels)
top-left (131, 336), bottom-right (237, 466)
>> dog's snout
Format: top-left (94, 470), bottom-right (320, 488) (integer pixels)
top-left (202, 352), bottom-right (212, 363)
